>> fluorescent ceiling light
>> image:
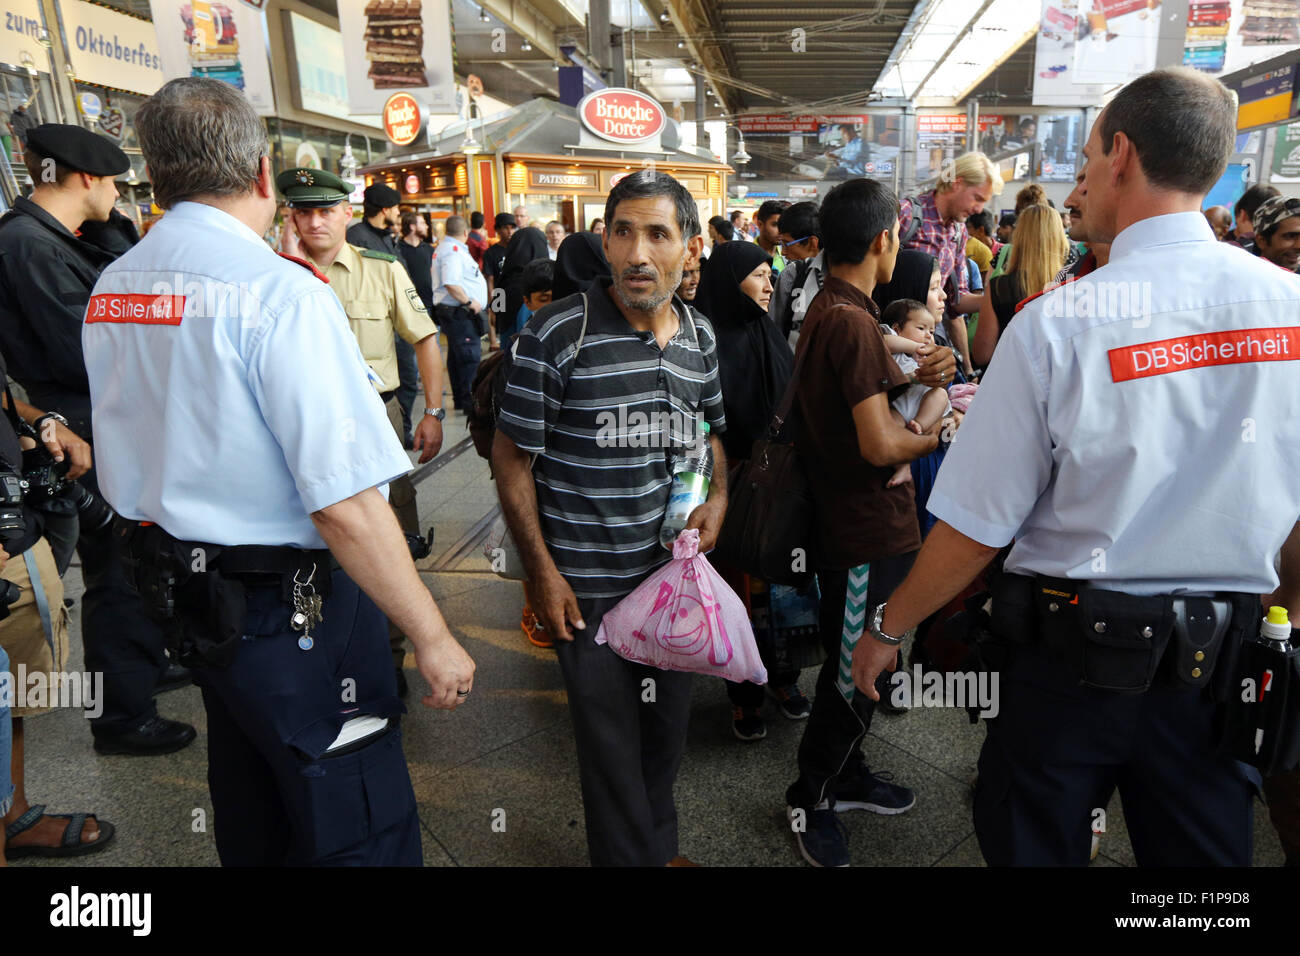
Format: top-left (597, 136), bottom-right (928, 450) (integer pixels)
top-left (874, 0), bottom-right (1037, 102)
top-left (556, 0), bottom-right (656, 30)
top-left (916, 0), bottom-right (1039, 101)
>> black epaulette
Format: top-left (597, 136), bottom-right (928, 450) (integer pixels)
top-left (359, 249), bottom-right (398, 262)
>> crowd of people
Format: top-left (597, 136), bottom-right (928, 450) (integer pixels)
top-left (0, 65), bottom-right (1298, 869)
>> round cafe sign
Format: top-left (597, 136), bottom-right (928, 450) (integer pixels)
top-left (383, 92), bottom-right (422, 147)
top-left (577, 88), bottom-right (666, 146)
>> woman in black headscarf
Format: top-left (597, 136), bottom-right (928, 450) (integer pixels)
top-left (692, 241), bottom-right (809, 736)
top-left (552, 232), bottom-right (610, 299)
top-left (496, 226), bottom-right (550, 346)
top-left (871, 248), bottom-right (952, 538)
top-left (872, 249), bottom-right (945, 331)
top-left (691, 240), bottom-right (793, 463)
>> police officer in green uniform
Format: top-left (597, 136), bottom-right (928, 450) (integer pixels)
top-left (278, 167), bottom-right (445, 695)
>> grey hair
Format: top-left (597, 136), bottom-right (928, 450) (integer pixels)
top-left (444, 215), bottom-right (467, 237)
top-left (1099, 67), bottom-right (1236, 196)
top-left (135, 77), bottom-right (267, 209)
top-left (604, 169), bottom-right (700, 241)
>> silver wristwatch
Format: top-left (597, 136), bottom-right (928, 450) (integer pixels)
top-left (425, 407), bottom-right (446, 421)
top-left (33, 411), bottom-right (69, 431)
top-left (868, 602), bottom-right (904, 646)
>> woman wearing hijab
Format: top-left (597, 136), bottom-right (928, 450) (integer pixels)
top-left (495, 225), bottom-right (550, 348)
top-left (692, 241), bottom-right (810, 740)
top-left (693, 241), bottom-right (792, 462)
top-left (871, 249), bottom-right (953, 538)
top-left (552, 232), bottom-right (611, 299)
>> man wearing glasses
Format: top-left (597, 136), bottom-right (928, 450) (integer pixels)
top-left (770, 201), bottom-right (824, 347)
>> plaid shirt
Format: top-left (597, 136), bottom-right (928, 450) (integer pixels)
top-left (899, 191), bottom-right (969, 314)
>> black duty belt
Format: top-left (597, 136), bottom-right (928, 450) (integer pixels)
top-left (992, 572), bottom-right (1256, 695)
top-left (115, 518), bottom-right (335, 586)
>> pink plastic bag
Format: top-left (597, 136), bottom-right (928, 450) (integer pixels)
top-left (595, 529), bottom-right (768, 684)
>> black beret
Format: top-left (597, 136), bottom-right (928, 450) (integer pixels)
top-left (363, 182), bottom-right (401, 208)
top-left (25, 124), bottom-right (130, 177)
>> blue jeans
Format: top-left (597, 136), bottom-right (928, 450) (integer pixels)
top-left (0, 644), bottom-right (12, 817)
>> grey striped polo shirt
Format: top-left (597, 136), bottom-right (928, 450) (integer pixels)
top-left (497, 279), bottom-right (727, 599)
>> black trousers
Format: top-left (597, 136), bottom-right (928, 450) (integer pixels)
top-left (77, 463), bottom-right (168, 733)
top-left (974, 640), bottom-right (1260, 866)
top-left (194, 570), bottom-right (418, 866)
top-left (438, 306), bottom-right (481, 410)
top-left (393, 332), bottom-right (420, 440)
top-left (555, 595), bottom-right (694, 866)
top-left (785, 553), bottom-right (916, 810)
top-left (23, 389), bottom-right (168, 733)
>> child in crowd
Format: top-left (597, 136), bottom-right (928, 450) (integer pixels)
top-left (506, 259), bottom-right (554, 354)
top-left (880, 298), bottom-right (951, 488)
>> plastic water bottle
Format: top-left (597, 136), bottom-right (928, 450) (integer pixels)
top-left (1261, 606), bottom-right (1293, 652)
top-left (659, 422), bottom-right (712, 550)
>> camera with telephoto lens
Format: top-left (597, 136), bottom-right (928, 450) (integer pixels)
top-left (0, 467), bottom-right (27, 620)
top-left (22, 445), bottom-right (115, 534)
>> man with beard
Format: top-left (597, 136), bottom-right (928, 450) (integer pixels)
top-left (493, 170), bottom-right (728, 866)
top-left (349, 183), bottom-right (420, 445)
top-left (1251, 196), bottom-right (1300, 273)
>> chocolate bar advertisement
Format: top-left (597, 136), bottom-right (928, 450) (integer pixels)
top-left (337, 0), bottom-right (455, 116)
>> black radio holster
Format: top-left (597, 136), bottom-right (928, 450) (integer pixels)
top-left (116, 520), bottom-right (334, 670)
top-left (116, 520), bottom-right (248, 669)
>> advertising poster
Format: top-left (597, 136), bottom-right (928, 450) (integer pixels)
top-left (59, 0), bottom-right (165, 95)
top-left (916, 114), bottom-right (1012, 181)
top-left (286, 12), bottom-right (349, 117)
top-left (1272, 119), bottom-right (1300, 179)
top-left (735, 114), bottom-right (900, 181)
top-left (2, 0), bottom-right (50, 75)
top-left (1182, 0), bottom-right (1300, 76)
top-left (1033, 0), bottom-right (1110, 105)
top-left (150, 0), bottom-right (275, 115)
top-left (337, 0), bottom-right (455, 116)
top-left (1072, 0), bottom-right (1160, 85)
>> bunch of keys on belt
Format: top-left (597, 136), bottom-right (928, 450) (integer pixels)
top-left (291, 564), bottom-right (324, 651)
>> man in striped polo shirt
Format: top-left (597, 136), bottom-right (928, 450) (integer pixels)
top-left (493, 170), bottom-right (727, 867)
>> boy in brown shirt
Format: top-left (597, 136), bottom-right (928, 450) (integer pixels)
top-left (784, 177), bottom-right (955, 867)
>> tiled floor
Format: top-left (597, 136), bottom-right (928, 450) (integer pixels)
top-left (11, 416), bottom-right (1288, 867)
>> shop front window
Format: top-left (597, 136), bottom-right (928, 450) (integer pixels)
top-left (508, 194), bottom-right (566, 233)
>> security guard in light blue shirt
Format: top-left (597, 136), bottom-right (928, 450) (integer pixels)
top-left (853, 68), bottom-right (1300, 867)
top-left (82, 76), bottom-right (474, 866)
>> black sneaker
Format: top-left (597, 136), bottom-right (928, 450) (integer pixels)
top-left (832, 764), bottom-right (916, 815)
top-left (731, 706), bottom-right (766, 741)
top-left (788, 802), bottom-right (850, 867)
top-left (766, 683), bottom-right (812, 720)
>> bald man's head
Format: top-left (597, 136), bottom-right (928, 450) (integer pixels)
top-left (1204, 205), bottom-right (1233, 240)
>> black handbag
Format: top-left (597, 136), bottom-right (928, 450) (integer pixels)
top-left (715, 331), bottom-right (816, 588)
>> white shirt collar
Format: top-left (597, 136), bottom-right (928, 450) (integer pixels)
top-left (161, 201), bottom-right (269, 248)
top-left (1109, 211), bottom-right (1215, 264)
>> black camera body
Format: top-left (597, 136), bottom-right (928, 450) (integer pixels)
top-left (22, 445), bottom-right (115, 534)
top-left (0, 466), bottom-right (24, 620)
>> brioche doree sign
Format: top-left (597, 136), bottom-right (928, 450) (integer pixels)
top-left (383, 92), bottom-right (422, 147)
top-left (578, 88), bottom-right (666, 145)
